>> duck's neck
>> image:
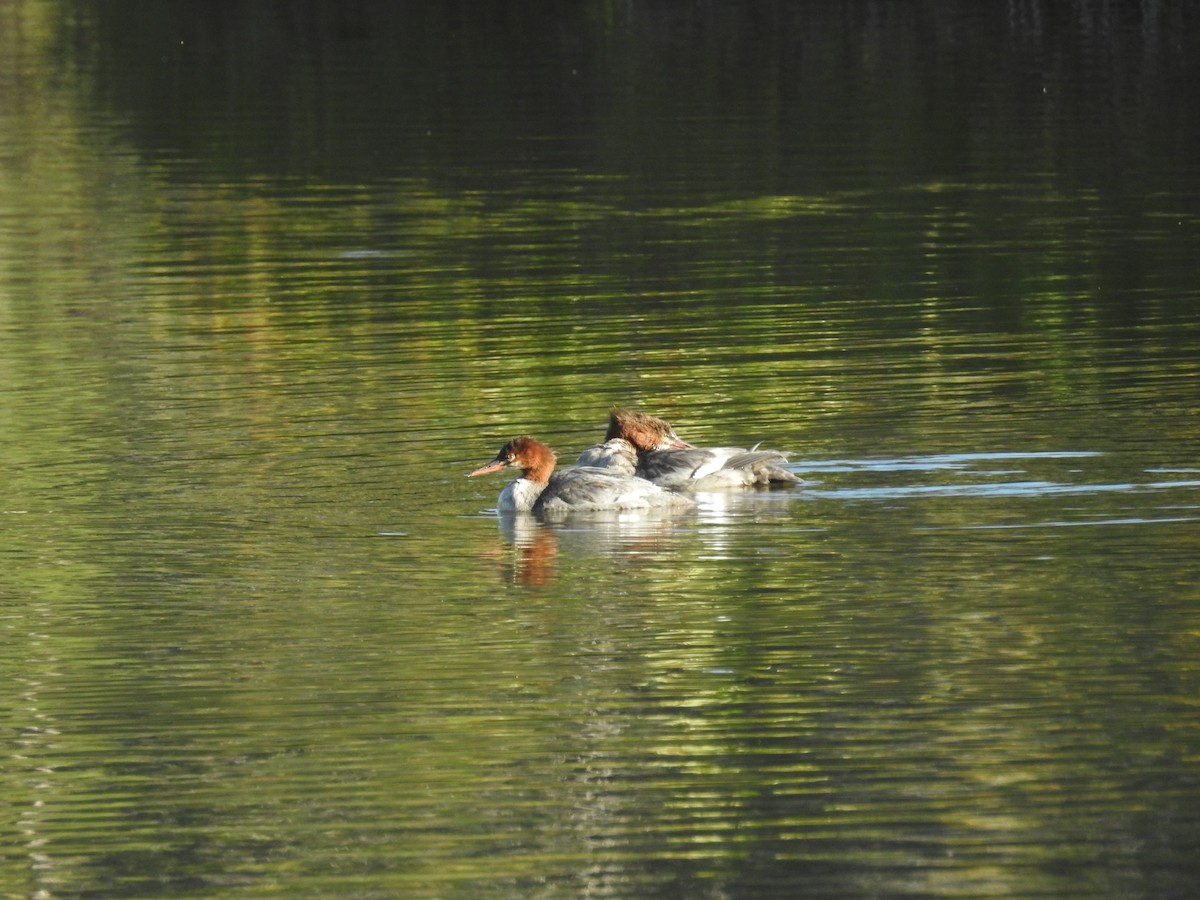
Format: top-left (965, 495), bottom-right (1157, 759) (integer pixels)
top-left (499, 478), bottom-right (548, 512)
top-left (520, 451), bottom-right (556, 484)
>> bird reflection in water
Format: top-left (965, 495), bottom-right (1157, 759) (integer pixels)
top-left (497, 513), bottom-right (559, 587)
top-left (490, 507), bottom-right (697, 588)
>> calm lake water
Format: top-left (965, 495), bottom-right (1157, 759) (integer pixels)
top-left (2, 2), bottom-right (1199, 897)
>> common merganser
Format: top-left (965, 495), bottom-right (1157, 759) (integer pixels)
top-left (573, 438), bottom-right (639, 474)
top-left (469, 435), bottom-right (695, 515)
top-left (575, 409), bottom-right (690, 472)
top-left (578, 408), bottom-right (800, 489)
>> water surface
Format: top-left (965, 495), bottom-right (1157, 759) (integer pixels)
top-left (2, 3), bottom-right (1199, 897)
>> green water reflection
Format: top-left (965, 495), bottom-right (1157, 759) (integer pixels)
top-left (2, 2), bottom-right (1199, 897)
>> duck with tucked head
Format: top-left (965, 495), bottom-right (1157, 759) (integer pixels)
top-left (576, 408), bottom-right (692, 474)
top-left (469, 435), bottom-right (695, 515)
top-left (578, 408), bottom-right (800, 489)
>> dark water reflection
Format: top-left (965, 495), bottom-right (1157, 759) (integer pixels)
top-left (2, 1), bottom-right (1200, 897)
